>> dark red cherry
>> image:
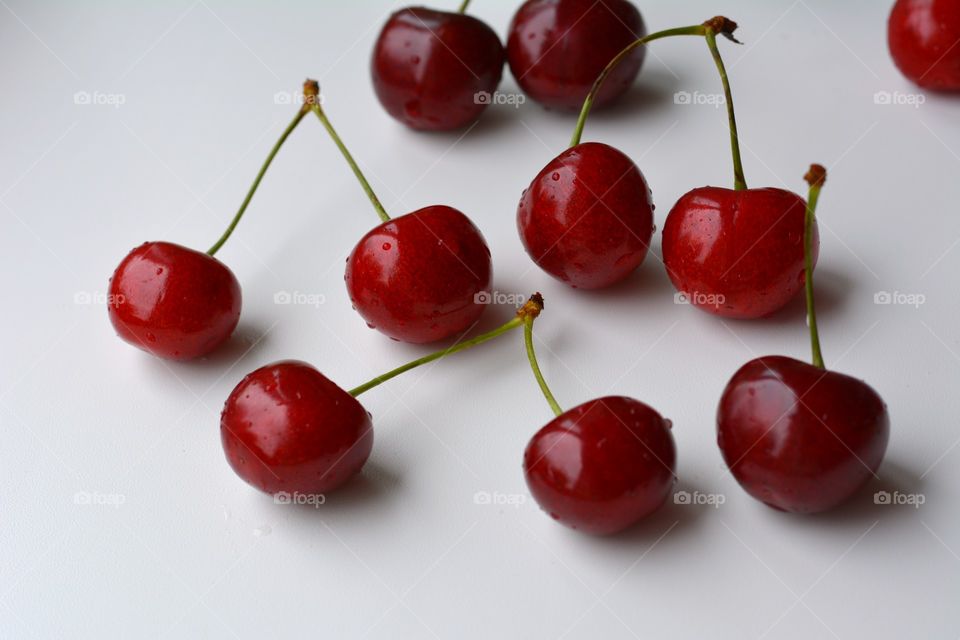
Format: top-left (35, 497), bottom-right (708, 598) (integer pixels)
top-left (371, 7), bottom-right (506, 130)
top-left (107, 241), bottom-right (241, 360)
top-left (889, 0), bottom-right (960, 90)
top-left (507, 0), bottom-right (646, 110)
top-left (517, 142), bottom-right (654, 289)
top-left (717, 356), bottom-right (889, 513)
top-left (345, 205), bottom-right (493, 343)
top-left (524, 396), bottom-right (676, 535)
top-left (221, 361), bottom-right (373, 495)
top-left (662, 187), bottom-right (819, 319)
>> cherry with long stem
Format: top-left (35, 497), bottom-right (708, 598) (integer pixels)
top-left (803, 164), bottom-right (827, 368)
top-left (349, 294), bottom-right (544, 397)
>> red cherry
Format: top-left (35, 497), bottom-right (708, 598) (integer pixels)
top-left (507, 0), bottom-right (646, 110)
top-left (345, 205), bottom-right (492, 343)
top-left (517, 142), bottom-right (654, 289)
top-left (662, 187), bottom-right (819, 318)
top-left (372, 7), bottom-right (506, 130)
top-left (108, 241), bottom-right (241, 360)
top-left (717, 356), bottom-right (889, 513)
top-left (221, 361), bottom-right (373, 495)
top-left (889, 0), bottom-right (960, 90)
top-left (524, 396), bottom-right (676, 534)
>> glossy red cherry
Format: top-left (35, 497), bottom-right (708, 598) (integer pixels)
top-left (221, 361), bottom-right (373, 495)
top-left (662, 187), bottom-right (819, 318)
top-left (717, 356), bottom-right (889, 513)
top-left (507, 0), bottom-right (646, 110)
top-left (108, 241), bottom-right (241, 360)
top-left (517, 142), bottom-right (654, 289)
top-left (888, 0), bottom-right (960, 90)
top-left (524, 396), bottom-right (676, 535)
top-left (372, 6), bottom-right (506, 130)
top-left (345, 205), bottom-right (492, 343)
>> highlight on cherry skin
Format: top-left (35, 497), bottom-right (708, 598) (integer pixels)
top-left (716, 166), bottom-right (890, 513)
top-left (507, 0), bottom-right (647, 110)
top-left (888, 0), bottom-right (960, 90)
top-left (371, 1), bottom-right (506, 130)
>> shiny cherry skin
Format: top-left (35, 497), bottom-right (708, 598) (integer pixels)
top-left (517, 142), bottom-right (654, 289)
top-left (889, 0), bottom-right (960, 90)
top-left (372, 7), bottom-right (506, 130)
top-left (662, 187), bottom-right (819, 319)
top-left (346, 205), bottom-right (492, 344)
top-left (221, 361), bottom-right (373, 496)
top-left (718, 356), bottom-right (889, 513)
top-left (107, 241), bottom-right (241, 360)
top-left (507, 0), bottom-right (646, 110)
top-left (524, 396), bottom-right (676, 535)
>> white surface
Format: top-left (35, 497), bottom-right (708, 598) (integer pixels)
top-left (1, 0), bottom-right (958, 638)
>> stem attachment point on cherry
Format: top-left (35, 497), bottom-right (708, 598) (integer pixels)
top-left (803, 164), bottom-right (827, 369)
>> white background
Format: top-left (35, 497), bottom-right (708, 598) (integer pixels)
top-left (1, 0), bottom-right (958, 638)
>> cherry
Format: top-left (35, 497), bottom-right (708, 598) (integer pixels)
top-left (889, 0), bottom-right (960, 90)
top-left (309, 83), bottom-right (492, 343)
top-left (222, 296), bottom-right (545, 496)
top-left (516, 20), bottom-right (730, 290)
top-left (717, 166), bottom-right (890, 513)
top-left (371, 2), bottom-right (506, 130)
top-left (520, 309), bottom-right (676, 534)
top-left (506, 0), bottom-right (646, 110)
top-left (108, 82), bottom-right (316, 359)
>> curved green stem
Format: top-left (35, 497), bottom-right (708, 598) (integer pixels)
top-left (703, 29), bottom-right (747, 190)
top-left (457, 0), bottom-right (471, 13)
top-left (803, 164), bottom-right (827, 369)
top-left (207, 108), bottom-right (307, 256)
top-left (523, 316), bottom-right (563, 417)
top-left (311, 103), bottom-right (390, 223)
top-left (570, 24), bottom-right (707, 148)
top-left (349, 294), bottom-right (545, 397)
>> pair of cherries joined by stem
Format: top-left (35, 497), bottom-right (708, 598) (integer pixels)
top-left (519, 17), bottom-right (818, 320)
top-left (372, 0), bottom-right (652, 131)
top-left (718, 166), bottom-right (890, 513)
top-left (221, 294), bottom-right (677, 535)
top-left (109, 80), bottom-right (492, 360)
top-left (888, 0), bottom-right (960, 90)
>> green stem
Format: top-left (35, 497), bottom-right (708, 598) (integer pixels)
top-left (523, 315), bottom-right (563, 417)
top-left (207, 107), bottom-right (308, 256)
top-left (457, 0), bottom-right (470, 13)
top-left (349, 294), bottom-right (545, 397)
top-left (570, 24), bottom-right (707, 148)
top-left (703, 28), bottom-right (747, 190)
top-left (803, 164), bottom-right (827, 369)
top-left (311, 103), bottom-right (390, 223)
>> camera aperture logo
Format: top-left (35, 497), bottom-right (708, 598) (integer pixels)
top-left (473, 490), bottom-right (526, 508)
top-left (474, 91), bottom-right (526, 108)
top-left (274, 290), bottom-right (326, 308)
top-left (674, 490), bottom-right (725, 508)
top-left (274, 491), bottom-right (326, 508)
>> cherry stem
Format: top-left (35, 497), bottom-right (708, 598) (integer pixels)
top-left (702, 20), bottom-right (747, 191)
top-left (458, 0), bottom-right (471, 13)
top-left (206, 82), bottom-right (316, 256)
top-left (803, 164), bottom-right (827, 369)
top-left (348, 294), bottom-right (544, 397)
top-left (523, 313), bottom-right (563, 417)
top-left (309, 84), bottom-right (390, 224)
top-left (570, 24), bottom-right (707, 148)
